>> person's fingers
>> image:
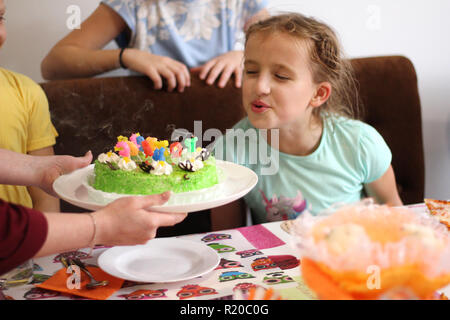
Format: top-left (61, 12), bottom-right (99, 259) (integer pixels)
top-left (159, 68), bottom-right (177, 92)
top-left (79, 150), bottom-right (93, 167)
top-left (234, 67), bottom-right (243, 88)
top-left (135, 191), bottom-right (172, 209)
top-left (198, 60), bottom-right (215, 80)
top-left (111, 191), bottom-right (171, 211)
top-left (169, 64), bottom-right (188, 92)
top-left (217, 65), bottom-right (234, 88)
top-left (148, 211), bottom-right (188, 227)
top-left (56, 151), bottom-right (92, 181)
top-left (146, 68), bottom-right (163, 90)
top-left (180, 63), bottom-right (191, 88)
top-left (206, 62), bottom-right (225, 85)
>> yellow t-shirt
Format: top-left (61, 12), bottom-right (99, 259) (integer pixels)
top-left (0, 67), bottom-right (58, 208)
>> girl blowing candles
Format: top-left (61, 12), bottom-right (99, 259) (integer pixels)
top-left (212, 13), bottom-right (402, 225)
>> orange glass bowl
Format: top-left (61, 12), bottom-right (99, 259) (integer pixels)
top-left (292, 201), bottom-right (450, 300)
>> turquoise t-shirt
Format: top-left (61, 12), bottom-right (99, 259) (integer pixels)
top-left (213, 117), bottom-right (392, 224)
top-left (102, 0), bottom-right (268, 68)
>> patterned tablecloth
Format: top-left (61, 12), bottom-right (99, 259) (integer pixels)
top-left (2, 204), bottom-right (449, 300)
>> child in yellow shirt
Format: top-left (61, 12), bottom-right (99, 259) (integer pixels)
top-left (0, 2), bottom-right (59, 211)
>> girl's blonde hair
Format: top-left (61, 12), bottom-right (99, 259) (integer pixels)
top-left (245, 13), bottom-right (362, 120)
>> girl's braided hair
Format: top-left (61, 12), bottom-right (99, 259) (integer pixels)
top-left (245, 13), bottom-right (362, 120)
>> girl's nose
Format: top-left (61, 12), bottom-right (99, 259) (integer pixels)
top-left (255, 75), bottom-right (271, 96)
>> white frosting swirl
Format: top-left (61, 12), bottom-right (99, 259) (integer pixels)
top-left (98, 152), bottom-right (120, 164)
top-left (151, 160), bottom-right (173, 175)
top-left (118, 157), bottom-right (137, 171)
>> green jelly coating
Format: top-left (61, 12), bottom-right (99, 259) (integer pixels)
top-left (92, 157), bottom-right (218, 195)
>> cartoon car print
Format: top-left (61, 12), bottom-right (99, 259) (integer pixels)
top-left (251, 257), bottom-right (278, 271)
top-left (235, 249), bottom-right (263, 258)
top-left (176, 285), bottom-right (217, 300)
top-left (10, 268), bottom-right (33, 281)
top-left (269, 255), bottom-right (300, 270)
top-left (215, 258), bottom-right (243, 270)
top-left (207, 243), bottom-right (236, 253)
top-left (233, 282), bottom-right (261, 293)
top-left (263, 272), bottom-right (294, 285)
top-left (233, 283), bottom-right (268, 298)
top-left (23, 287), bottom-right (60, 300)
top-left (118, 289), bottom-right (168, 300)
top-left (219, 271), bottom-right (255, 282)
top-left (33, 263), bottom-right (43, 272)
top-left (29, 274), bottom-right (52, 284)
top-left (201, 233), bottom-right (232, 243)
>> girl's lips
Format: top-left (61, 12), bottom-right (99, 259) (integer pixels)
top-left (251, 100), bottom-right (270, 114)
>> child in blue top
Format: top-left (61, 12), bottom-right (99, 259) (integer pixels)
top-left (41, 0), bottom-right (269, 92)
top-left (212, 13), bottom-right (403, 225)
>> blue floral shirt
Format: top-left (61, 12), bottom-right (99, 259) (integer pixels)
top-left (102, 0), bottom-right (268, 68)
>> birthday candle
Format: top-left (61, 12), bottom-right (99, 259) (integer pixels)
top-left (185, 137), bottom-right (198, 153)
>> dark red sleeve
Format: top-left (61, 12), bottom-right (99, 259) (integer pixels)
top-left (0, 199), bottom-right (48, 275)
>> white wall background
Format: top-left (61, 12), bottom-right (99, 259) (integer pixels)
top-left (1, 0), bottom-right (449, 201)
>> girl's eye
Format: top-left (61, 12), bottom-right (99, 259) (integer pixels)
top-left (275, 74), bottom-right (290, 80)
top-left (245, 70), bottom-right (258, 75)
top-left (0, 16), bottom-right (5, 22)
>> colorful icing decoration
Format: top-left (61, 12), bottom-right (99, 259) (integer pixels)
top-left (185, 137), bottom-right (198, 153)
top-left (114, 141), bottom-right (130, 157)
top-left (142, 140), bottom-right (154, 157)
top-left (127, 141), bottom-right (139, 157)
top-left (130, 133), bottom-right (139, 145)
top-left (170, 142), bottom-right (183, 157)
top-left (152, 148), bottom-right (166, 162)
top-left (130, 133), bottom-right (145, 151)
top-left (146, 137), bottom-right (158, 151)
top-left (155, 140), bottom-right (169, 150)
top-left (136, 136), bottom-right (145, 150)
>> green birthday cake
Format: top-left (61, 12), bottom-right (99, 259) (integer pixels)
top-left (92, 133), bottom-right (219, 195)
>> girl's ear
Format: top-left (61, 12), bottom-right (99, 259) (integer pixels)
top-left (310, 82), bottom-right (332, 107)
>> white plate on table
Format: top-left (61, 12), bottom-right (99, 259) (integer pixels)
top-left (53, 160), bottom-right (258, 213)
top-left (98, 238), bottom-right (220, 283)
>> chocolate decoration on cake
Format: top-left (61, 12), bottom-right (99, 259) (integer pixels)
top-left (183, 174), bottom-right (190, 180)
top-left (107, 162), bottom-right (119, 171)
top-left (196, 149), bottom-right (211, 161)
top-left (178, 161), bottom-right (195, 172)
top-left (139, 161), bottom-right (154, 173)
